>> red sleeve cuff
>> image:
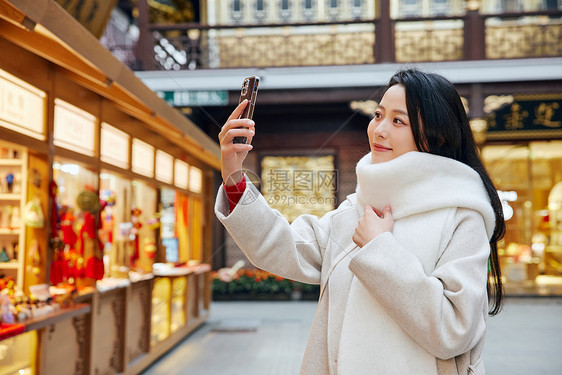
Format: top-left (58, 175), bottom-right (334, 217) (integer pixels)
top-left (223, 174), bottom-right (247, 212)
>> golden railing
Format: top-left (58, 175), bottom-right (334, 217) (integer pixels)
top-left (128, 10), bottom-right (562, 70)
top-left (484, 12), bottom-right (562, 59)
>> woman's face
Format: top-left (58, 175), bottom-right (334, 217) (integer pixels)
top-left (367, 84), bottom-right (418, 164)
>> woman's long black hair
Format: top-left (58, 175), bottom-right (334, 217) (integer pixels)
top-left (388, 68), bottom-right (505, 316)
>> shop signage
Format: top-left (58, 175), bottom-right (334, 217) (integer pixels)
top-left (54, 0), bottom-right (118, 38)
top-left (54, 99), bottom-right (96, 156)
top-left (174, 160), bottom-right (189, 190)
top-left (0, 70), bottom-right (46, 140)
top-left (155, 150), bottom-right (173, 184)
top-left (156, 90), bottom-right (228, 107)
top-left (487, 97), bottom-right (562, 132)
top-left (132, 138), bottom-right (154, 177)
top-left (101, 122), bottom-right (129, 169)
top-left (189, 166), bottom-right (203, 194)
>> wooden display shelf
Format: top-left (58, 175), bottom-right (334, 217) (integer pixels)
top-left (24, 303), bottom-right (91, 332)
top-left (0, 262), bottom-right (19, 269)
top-left (0, 228), bottom-right (19, 235)
top-left (0, 193), bottom-right (21, 200)
top-left (4, 269), bottom-right (212, 375)
top-left (0, 159), bottom-right (23, 166)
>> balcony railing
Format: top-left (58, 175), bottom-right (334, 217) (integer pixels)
top-left (484, 11), bottom-right (562, 59)
top-left (126, 10), bottom-right (562, 71)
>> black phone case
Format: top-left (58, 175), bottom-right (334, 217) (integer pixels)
top-left (233, 76), bottom-right (259, 144)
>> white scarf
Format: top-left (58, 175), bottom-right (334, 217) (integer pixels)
top-left (355, 151), bottom-right (495, 239)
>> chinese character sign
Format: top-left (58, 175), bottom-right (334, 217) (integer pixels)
top-left (487, 97), bottom-right (562, 132)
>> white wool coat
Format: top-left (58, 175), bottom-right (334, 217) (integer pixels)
top-left (215, 151), bottom-right (496, 375)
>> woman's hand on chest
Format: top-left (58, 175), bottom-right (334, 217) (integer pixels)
top-left (352, 205), bottom-right (394, 248)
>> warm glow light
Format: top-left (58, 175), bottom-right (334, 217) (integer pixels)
top-left (101, 122), bottom-right (130, 169)
top-left (155, 150), bottom-right (173, 184)
top-left (132, 138), bottom-right (154, 177)
top-left (54, 99), bottom-right (96, 156)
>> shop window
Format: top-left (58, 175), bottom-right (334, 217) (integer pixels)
top-left (53, 161), bottom-right (98, 209)
top-left (260, 154), bottom-right (337, 222)
top-left (159, 188), bottom-right (177, 262)
top-left (482, 141), bottom-right (562, 285)
top-left (132, 180), bottom-right (157, 271)
top-left (100, 171), bottom-right (132, 279)
top-left (52, 159), bottom-right (99, 287)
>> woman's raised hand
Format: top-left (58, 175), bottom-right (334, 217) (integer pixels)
top-left (218, 99), bottom-right (256, 186)
top-left (352, 205), bottom-right (394, 248)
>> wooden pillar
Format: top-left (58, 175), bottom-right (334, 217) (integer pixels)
top-left (135, 0), bottom-right (154, 70)
top-left (469, 83), bottom-right (484, 119)
top-left (375, 0), bottom-right (394, 63)
top-left (464, 7), bottom-right (486, 60)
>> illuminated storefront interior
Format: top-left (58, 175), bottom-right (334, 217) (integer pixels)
top-left (482, 141), bottom-right (562, 292)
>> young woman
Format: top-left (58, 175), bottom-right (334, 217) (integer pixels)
top-left (215, 69), bottom-right (504, 375)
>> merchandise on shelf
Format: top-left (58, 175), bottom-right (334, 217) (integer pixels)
top-left (0, 277), bottom-right (61, 324)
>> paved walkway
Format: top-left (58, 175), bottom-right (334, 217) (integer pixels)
top-left (142, 298), bottom-right (562, 375)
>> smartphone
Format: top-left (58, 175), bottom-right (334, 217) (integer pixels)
top-left (233, 76), bottom-right (260, 144)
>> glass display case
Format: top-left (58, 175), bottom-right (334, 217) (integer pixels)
top-left (0, 331), bottom-right (36, 375)
top-left (99, 171), bottom-right (132, 279)
top-left (52, 158), bottom-right (99, 288)
top-left (151, 277), bottom-right (171, 346)
top-left (170, 277), bottom-right (187, 333)
top-left (159, 188), bottom-right (177, 263)
top-left (131, 180), bottom-right (158, 272)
